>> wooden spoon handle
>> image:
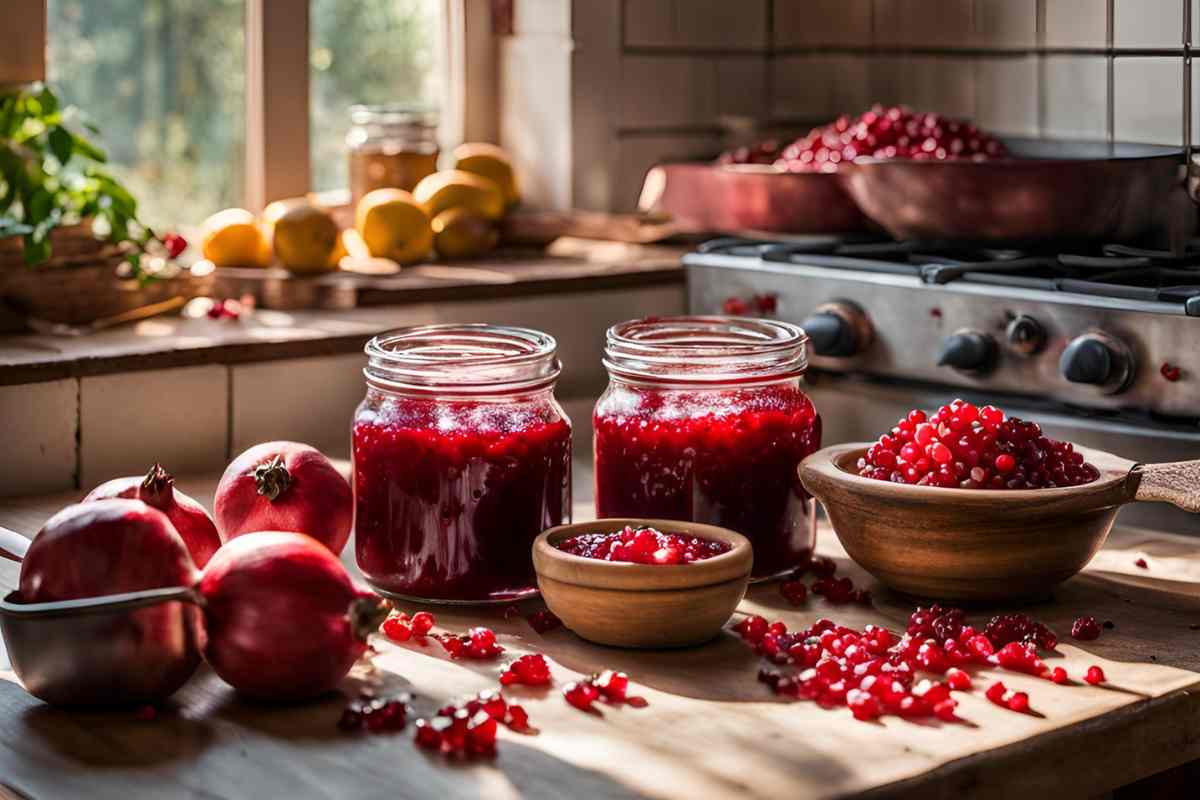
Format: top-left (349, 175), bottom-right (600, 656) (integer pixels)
top-left (1132, 461), bottom-right (1200, 512)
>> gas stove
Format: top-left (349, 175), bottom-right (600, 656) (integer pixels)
top-left (685, 235), bottom-right (1200, 533)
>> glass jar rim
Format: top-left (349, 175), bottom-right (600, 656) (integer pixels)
top-left (349, 104), bottom-right (439, 128)
top-left (604, 316), bottom-right (808, 384)
top-left (364, 323), bottom-right (561, 394)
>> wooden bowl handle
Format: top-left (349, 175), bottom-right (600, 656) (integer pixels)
top-left (1132, 460), bottom-right (1200, 512)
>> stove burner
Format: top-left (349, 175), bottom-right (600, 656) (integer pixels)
top-left (702, 236), bottom-right (1200, 316)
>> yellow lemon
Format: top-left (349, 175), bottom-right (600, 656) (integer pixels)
top-left (453, 143), bottom-right (519, 207)
top-left (412, 170), bottom-right (505, 222)
top-left (432, 208), bottom-right (499, 260)
top-left (201, 208), bottom-right (270, 268)
top-left (270, 203), bottom-right (339, 274)
top-left (355, 188), bottom-right (433, 264)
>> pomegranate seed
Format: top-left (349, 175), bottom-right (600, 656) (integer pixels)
top-left (781, 580), bottom-right (808, 605)
top-left (1085, 665), bottom-right (1106, 685)
top-left (1161, 362), bottom-right (1182, 381)
top-left (735, 615), bottom-right (769, 643)
top-left (381, 615), bottom-right (412, 642)
top-left (527, 609), bottom-right (562, 634)
top-left (945, 668), bottom-right (971, 691)
top-left (1135, 557), bottom-right (1148, 569)
top-left (410, 611), bottom-right (435, 636)
top-left (506, 704), bottom-right (531, 731)
top-left (592, 670), bottom-right (629, 702)
top-left (985, 681), bottom-right (1008, 706)
top-left (500, 653), bottom-right (552, 686)
top-left (1006, 691), bottom-right (1030, 713)
top-left (563, 681), bottom-right (600, 711)
top-left (1071, 616), bottom-right (1101, 641)
top-left (1048, 667), bottom-right (1069, 684)
top-left (414, 718), bottom-right (443, 749)
top-left (933, 698), bottom-right (958, 721)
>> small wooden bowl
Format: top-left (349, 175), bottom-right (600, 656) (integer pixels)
top-left (799, 443), bottom-right (1200, 603)
top-left (532, 518), bottom-right (752, 648)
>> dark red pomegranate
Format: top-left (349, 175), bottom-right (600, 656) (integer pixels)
top-left (84, 463), bottom-right (222, 568)
top-left (198, 531), bottom-right (388, 701)
top-left (19, 499), bottom-right (198, 601)
top-left (214, 441), bottom-right (352, 555)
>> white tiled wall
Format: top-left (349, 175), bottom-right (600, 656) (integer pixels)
top-left (553, 0), bottom-right (1193, 212)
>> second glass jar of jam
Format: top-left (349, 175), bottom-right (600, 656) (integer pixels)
top-left (353, 324), bottom-right (572, 603)
top-left (593, 316), bottom-right (821, 579)
top-left (346, 104), bottom-right (440, 206)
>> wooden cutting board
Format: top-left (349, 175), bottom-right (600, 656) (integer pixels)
top-left (1, 476), bottom-right (1199, 799)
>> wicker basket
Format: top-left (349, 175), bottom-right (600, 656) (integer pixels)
top-left (0, 225), bottom-right (213, 326)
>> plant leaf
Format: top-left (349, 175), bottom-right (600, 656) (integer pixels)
top-left (48, 125), bottom-right (73, 166)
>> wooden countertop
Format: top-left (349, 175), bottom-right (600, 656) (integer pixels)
top-left (0, 240), bottom-right (685, 386)
top-left (2, 470), bottom-right (1200, 799)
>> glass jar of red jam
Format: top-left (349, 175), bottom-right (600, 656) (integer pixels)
top-left (593, 317), bottom-right (821, 579)
top-left (353, 324), bottom-right (572, 603)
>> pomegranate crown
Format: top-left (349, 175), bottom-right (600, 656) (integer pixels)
top-left (140, 463), bottom-right (176, 508)
top-left (253, 454), bottom-right (292, 501)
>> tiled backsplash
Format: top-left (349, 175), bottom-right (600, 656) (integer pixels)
top-left (559, 0), bottom-right (1196, 211)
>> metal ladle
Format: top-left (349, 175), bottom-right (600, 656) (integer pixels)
top-left (0, 526), bottom-right (204, 707)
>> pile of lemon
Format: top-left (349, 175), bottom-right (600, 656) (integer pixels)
top-left (200, 143), bottom-right (518, 273)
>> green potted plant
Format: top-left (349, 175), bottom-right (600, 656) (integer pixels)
top-left (0, 82), bottom-right (209, 327)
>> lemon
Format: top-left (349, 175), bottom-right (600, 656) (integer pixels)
top-left (355, 188), bottom-right (433, 264)
top-left (270, 204), bottom-right (339, 273)
top-left (453, 143), bottom-right (519, 207)
top-left (432, 208), bottom-right (499, 260)
top-left (412, 170), bottom-right (505, 222)
top-left (201, 208), bottom-right (270, 268)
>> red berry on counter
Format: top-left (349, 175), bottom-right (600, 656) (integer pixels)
top-left (1085, 665), bottom-right (1106, 685)
top-left (527, 609), bottom-right (562, 634)
top-left (1071, 615), bottom-right (1101, 641)
top-left (410, 611), bottom-right (435, 636)
top-left (563, 681), bottom-right (600, 711)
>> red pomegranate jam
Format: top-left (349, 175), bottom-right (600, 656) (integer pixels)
top-left (857, 400), bottom-right (1099, 489)
top-left (594, 318), bottom-right (821, 578)
top-left (354, 325), bottom-right (571, 602)
top-left (557, 525), bottom-right (731, 564)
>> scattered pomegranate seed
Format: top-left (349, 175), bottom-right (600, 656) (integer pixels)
top-left (984, 613), bottom-right (1057, 651)
top-left (1048, 667), bottom-right (1070, 685)
top-left (780, 579), bottom-right (808, 605)
top-left (161, 232), bottom-right (188, 259)
top-left (340, 695), bottom-right (411, 734)
top-left (499, 653), bottom-right (552, 686)
top-left (505, 704), bottom-right (531, 732)
top-left (754, 293), bottom-right (778, 314)
top-left (563, 681), bottom-right (601, 711)
top-left (1135, 558), bottom-right (1148, 569)
top-left (985, 681), bottom-right (1008, 706)
top-left (858, 400), bottom-right (1098, 489)
top-left (381, 614), bottom-right (412, 642)
top-left (411, 689), bottom-right (529, 757)
top-left (437, 626), bottom-right (505, 660)
top-left (933, 698), bottom-right (958, 721)
top-left (1160, 362), bottom-right (1182, 382)
top-left (527, 609), bottom-right (562, 634)
top-left (557, 525), bottom-right (730, 564)
top-left (1085, 665), bottom-right (1106, 685)
top-left (1006, 691), bottom-right (1030, 713)
top-left (945, 668), bottom-right (971, 691)
top-left (410, 611), bottom-right (435, 636)
top-left (722, 297), bottom-right (751, 315)
top-left (592, 670), bottom-right (630, 702)
top-left (1071, 615), bottom-right (1101, 641)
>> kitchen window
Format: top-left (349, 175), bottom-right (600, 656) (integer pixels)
top-left (19, 0), bottom-right (452, 226)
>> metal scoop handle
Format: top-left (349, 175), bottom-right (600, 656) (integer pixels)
top-left (0, 526), bottom-right (29, 562)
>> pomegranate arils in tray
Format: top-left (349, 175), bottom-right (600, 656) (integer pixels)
top-left (858, 400), bottom-right (1100, 489)
top-left (721, 105), bottom-right (1009, 172)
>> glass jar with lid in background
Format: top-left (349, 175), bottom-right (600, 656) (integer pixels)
top-left (346, 104), bottom-right (439, 206)
top-left (593, 317), bottom-right (822, 579)
top-left (353, 324), bottom-right (572, 603)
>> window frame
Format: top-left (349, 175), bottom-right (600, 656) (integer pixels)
top-left (8, 0), bottom-right (479, 212)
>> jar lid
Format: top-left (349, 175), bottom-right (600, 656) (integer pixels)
top-left (365, 324), bottom-right (561, 394)
top-left (349, 104), bottom-right (439, 129)
top-left (604, 316), bottom-right (808, 385)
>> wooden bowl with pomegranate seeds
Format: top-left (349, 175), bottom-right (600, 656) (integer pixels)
top-left (799, 443), bottom-right (1200, 603)
top-left (532, 518), bottom-right (752, 648)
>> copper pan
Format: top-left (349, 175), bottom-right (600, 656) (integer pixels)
top-left (638, 162), bottom-right (872, 236)
top-left (837, 138), bottom-right (1186, 244)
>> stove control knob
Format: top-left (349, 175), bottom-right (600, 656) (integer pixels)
top-left (1059, 332), bottom-right (1135, 393)
top-left (801, 301), bottom-right (872, 358)
top-left (937, 330), bottom-right (996, 373)
top-left (1006, 315), bottom-right (1045, 356)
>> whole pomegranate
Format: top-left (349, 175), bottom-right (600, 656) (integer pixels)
top-left (214, 441), bottom-right (352, 554)
top-left (19, 499), bottom-right (199, 601)
top-left (84, 463), bottom-right (223, 567)
top-left (199, 531), bottom-right (389, 701)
